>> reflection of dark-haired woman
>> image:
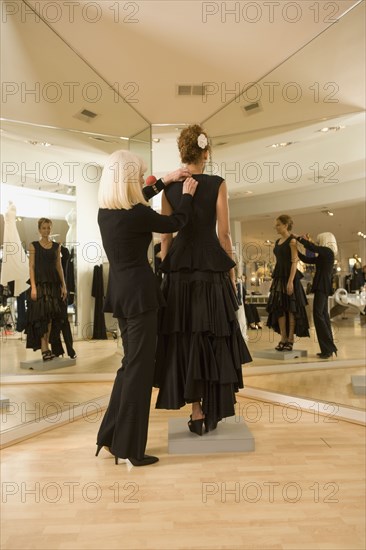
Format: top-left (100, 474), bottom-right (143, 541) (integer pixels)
top-left (266, 215), bottom-right (309, 350)
top-left (26, 218), bottom-right (67, 361)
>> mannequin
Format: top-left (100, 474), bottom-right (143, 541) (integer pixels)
top-left (0, 202), bottom-right (29, 296)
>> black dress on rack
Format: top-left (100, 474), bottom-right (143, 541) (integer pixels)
top-left (154, 175), bottom-right (252, 432)
top-left (266, 236), bottom-right (310, 337)
top-left (25, 241), bottom-right (63, 351)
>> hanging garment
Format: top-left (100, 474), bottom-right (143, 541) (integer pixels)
top-left (92, 264), bottom-right (107, 339)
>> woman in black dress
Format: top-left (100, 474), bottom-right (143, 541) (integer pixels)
top-left (26, 218), bottom-right (67, 361)
top-left (296, 232), bottom-right (338, 358)
top-left (95, 150), bottom-right (197, 466)
top-left (154, 125), bottom-right (252, 435)
top-left (266, 215), bottom-right (309, 350)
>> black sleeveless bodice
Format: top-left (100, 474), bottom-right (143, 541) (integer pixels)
top-left (33, 241), bottom-right (60, 284)
top-left (160, 174), bottom-right (235, 272)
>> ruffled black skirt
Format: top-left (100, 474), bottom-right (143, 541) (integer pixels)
top-left (25, 282), bottom-right (64, 351)
top-left (266, 277), bottom-right (310, 337)
top-left (154, 271), bottom-right (252, 431)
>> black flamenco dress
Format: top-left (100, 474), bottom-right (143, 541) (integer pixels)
top-left (266, 236), bottom-right (310, 337)
top-left (154, 175), bottom-right (252, 432)
top-left (25, 241), bottom-right (63, 351)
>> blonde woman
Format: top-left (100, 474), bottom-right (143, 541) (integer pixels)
top-left (95, 150), bottom-right (197, 467)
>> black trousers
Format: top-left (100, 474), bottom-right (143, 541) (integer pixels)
top-left (96, 309), bottom-right (157, 459)
top-left (50, 301), bottom-right (75, 358)
top-left (244, 303), bottom-right (260, 325)
top-left (313, 291), bottom-right (337, 354)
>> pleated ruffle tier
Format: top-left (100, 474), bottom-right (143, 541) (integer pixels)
top-left (25, 282), bottom-right (63, 351)
top-left (154, 271), bottom-right (252, 431)
top-left (266, 276), bottom-right (310, 338)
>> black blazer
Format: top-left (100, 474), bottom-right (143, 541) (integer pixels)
top-left (98, 193), bottom-right (192, 318)
top-left (297, 237), bottom-right (334, 296)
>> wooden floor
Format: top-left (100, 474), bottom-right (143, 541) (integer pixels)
top-left (1, 393), bottom-right (365, 550)
top-left (1, 314), bottom-right (365, 549)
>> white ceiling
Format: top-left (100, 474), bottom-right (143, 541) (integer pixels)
top-left (1, 0), bottom-right (365, 247)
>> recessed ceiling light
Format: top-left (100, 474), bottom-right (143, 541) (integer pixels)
top-left (267, 142), bottom-right (294, 148)
top-left (321, 208), bottom-right (334, 216)
top-left (152, 138), bottom-right (160, 143)
top-left (318, 126), bottom-right (346, 133)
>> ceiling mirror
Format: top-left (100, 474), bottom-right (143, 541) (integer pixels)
top-left (202, 1), bottom-right (365, 412)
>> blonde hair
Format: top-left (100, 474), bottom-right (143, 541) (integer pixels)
top-left (317, 232), bottom-right (338, 256)
top-left (98, 150), bottom-right (148, 209)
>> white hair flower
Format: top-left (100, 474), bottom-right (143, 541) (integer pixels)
top-left (197, 133), bottom-right (208, 149)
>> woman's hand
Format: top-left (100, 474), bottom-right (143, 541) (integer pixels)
top-left (182, 177), bottom-right (198, 196)
top-left (31, 287), bottom-right (37, 301)
top-left (164, 168), bottom-right (191, 185)
top-left (61, 285), bottom-right (67, 301)
top-left (286, 281), bottom-right (294, 295)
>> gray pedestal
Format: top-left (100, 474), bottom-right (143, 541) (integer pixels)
top-left (0, 395), bottom-right (10, 408)
top-left (253, 349), bottom-right (308, 360)
top-left (351, 375), bottom-right (366, 395)
top-left (20, 357), bottom-right (76, 371)
top-left (168, 416), bottom-right (254, 455)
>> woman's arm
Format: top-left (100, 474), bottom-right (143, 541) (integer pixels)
top-left (142, 168), bottom-right (191, 201)
top-left (133, 177), bottom-right (197, 234)
top-left (287, 238), bottom-right (299, 295)
top-left (160, 192), bottom-right (174, 261)
top-left (216, 181), bottom-right (236, 289)
top-left (56, 244), bottom-right (68, 300)
top-left (29, 243), bottom-right (37, 301)
top-left (296, 236), bottom-right (322, 255)
top-left (298, 251), bottom-right (315, 264)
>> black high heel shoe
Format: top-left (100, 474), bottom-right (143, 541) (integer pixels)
top-left (42, 350), bottom-right (55, 361)
top-left (284, 342), bottom-right (293, 351)
top-left (317, 351), bottom-right (337, 359)
top-left (275, 342), bottom-right (287, 351)
top-left (95, 445), bottom-right (112, 457)
top-left (115, 455), bottom-right (159, 466)
top-left (188, 415), bottom-right (206, 436)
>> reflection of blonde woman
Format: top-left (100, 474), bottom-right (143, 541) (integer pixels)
top-left (26, 218), bottom-right (67, 361)
top-left (266, 215), bottom-right (310, 350)
top-left (296, 232), bottom-right (338, 359)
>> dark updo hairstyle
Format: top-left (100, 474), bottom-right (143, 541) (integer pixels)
top-left (38, 217), bottom-right (52, 229)
top-left (277, 214), bottom-right (293, 231)
top-left (177, 124), bottom-right (211, 164)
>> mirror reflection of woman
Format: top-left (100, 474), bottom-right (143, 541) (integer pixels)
top-left (266, 215), bottom-right (310, 350)
top-left (26, 218), bottom-right (67, 361)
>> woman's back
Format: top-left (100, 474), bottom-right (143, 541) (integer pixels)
top-left (161, 174), bottom-right (235, 273)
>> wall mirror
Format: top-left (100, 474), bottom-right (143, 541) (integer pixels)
top-left (0, 0), bottom-right (151, 438)
top-left (201, 2), bottom-right (365, 412)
